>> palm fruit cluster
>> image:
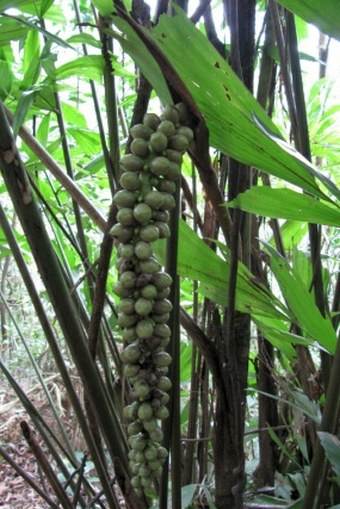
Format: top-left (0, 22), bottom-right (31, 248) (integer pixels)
top-left (110, 103), bottom-right (193, 495)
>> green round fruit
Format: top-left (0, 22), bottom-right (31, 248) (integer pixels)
top-left (131, 476), bottom-right (142, 489)
top-left (150, 132), bottom-right (168, 153)
top-left (175, 102), bottom-right (189, 123)
top-left (157, 376), bottom-right (172, 392)
top-left (153, 272), bottom-right (173, 290)
top-left (141, 284), bottom-right (158, 299)
top-left (134, 380), bottom-right (152, 399)
top-left (149, 427), bottom-right (164, 443)
top-left (133, 203), bottom-right (153, 224)
top-left (153, 299), bottom-right (173, 314)
top-left (113, 189), bottom-right (137, 208)
top-left (140, 225), bottom-right (160, 243)
top-left (121, 342), bottom-right (141, 363)
top-left (135, 297), bottom-right (153, 316)
top-left (120, 154), bottom-right (144, 172)
top-left (139, 257), bottom-right (161, 274)
top-left (117, 207), bottom-right (134, 226)
top-left (154, 406), bottom-right (170, 420)
top-left (120, 171), bottom-right (141, 191)
top-left (150, 156), bottom-right (170, 177)
top-left (122, 327), bottom-right (137, 342)
top-left (130, 123), bottom-right (153, 140)
top-left (139, 464), bottom-right (151, 478)
top-left (113, 281), bottom-right (132, 298)
top-left (152, 351), bottom-right (172, 368)
top-left (120, 270), bottom-right (137, 289)
top-left (169, 134), bottom-right (189, 152)
top-left (130, 433), bottom-right (147, 451)
top-left (137, 402), bottom-right (153, 421)
top-left (124, 363), bottom-right (140, 378)
top-left (120, 243), bottom-right (135, 260)
top-left (127, 421), bottom-right (143, 435)
top-left (131, 138), bottom-right (149, 158)
top-left (155, 287), bottom-right (171, 299)
top-left (155, 222), bottom-right (171, 239)
top-left (165, 149), bottom-right (182, 164)
top-left (154, 323), bottom-right (171, 337)
top-left (143, 113), bottom-right (161, 131)
top-left (151, 312), bottom-right (170, 324)
top-left (119, 298), bottom-right (136, 315)
top-left (123, 403), bottom-right (138, 420)
top-left (166, 162), bottom-right (181, 180)
top-left (144, 444), bottom-right (158, 461)
top-left (143, 417), bottom-right (158, 432)
top-left (160, 193), bottom-right (176, 210)
top-left (157, 120), bottom-right (175, 138)
top-left (144, 190), bottom-right (164, 210)
top-left (110, 223), bottom-right (133, 243)
top-left (156, 179), bottom-right (176, 194)
top-left (160, 105), bottom-right (179, 125)
top-left (176, 125), bottom-right (194, 142)
top-left (140, 476), bottom-right (152, 488)
top-left (134, 241), bottom-right (153, 260)
top-left (152, 210), bottom-right (170, 223)
top-left (136, 318), bottom-right (154, 338)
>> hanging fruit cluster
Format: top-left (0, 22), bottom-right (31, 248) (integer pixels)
top-left (110, 103), bottom-right (193, 495)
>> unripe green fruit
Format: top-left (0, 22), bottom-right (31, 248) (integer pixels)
top-left (143, 113), bottom-right (161, 131)
top-left (137, 402), bottom-right (153, 421)
top-left (120, 171), bottom-right (141, 191)
top-left (139, 464), bottom-right (151, 478)
top-left (136, 318), bottom-right (154, 338)
top-left (154, 323), bottom-right (171, 337)
top-left (135, 297), bottom-right (153, 316)
top-left (176, 125), bottom-right (194, 142)
top-left (131, 463), bottom-right (140, 475)
top-left (158, 446), bottom-right (168, 460)
top-left (155, 222), bottom-right (171, 239)
top-left (127, 421), bottom-right (143, 435)
top-left (155, 287), bottom-right (171, 299)
top-left (143, 417), bottom-right (158, 432)
top-left (117, 207), bottom-right (134, 226)
top-left (121, 342), bottom-right (141, 364)
top-left (124, 363), bottom-right (140, 378)
top-left (122, 327), bottom-right (137, 342)
top-left (139, 257), bottom-right (161, 274)
top-left (141, 284), bottom-right (158, 299)
top-left (113, 281), bottom-right (133, 298)
top-left (160, 192), bottom-right (175, 210)
top-left (120, 243), bottom-right (135, 260)
top-left (113, 189), bottom-right (137, 208)
top-left (123, 403), bottom-right (138, 420)
top-left (150, 156), bottom-right (170, 177)
top-left (130, 123), bottom-right (153, 140)
top-left (130, 434), bottom-right (147, 451)
top-left (165, 149), bottom-right (182, 164)
top-left (144, 190), bottom-right (164, 210)
top-left (134, 380), bottom-right (152, 399)
top-left (160, 105), bottom-right (179, 125)
top-left (131, 138), bottom-right (149, 158)
top-left (134, 451), bottom-right (145, 463)
top-left (133, 203), bottom-right (153, 224)
top-left (140, 225), bottom-right (160, 243)
top-left (150, 132), bottom-right (168, 153)
top-left (154, 406), bottom-right (170, 420)
top-left (120, 154), bottom-right (144, 172)
top-left (153, 210), bottom-right (170, 223)
top-left (151, 312), bottom-right (170, 324)
top-left (119, 298), bottom-right (136, 315)
top-left (152, 351), bottom-right (172, 368)
top-left (156, 179), bottom-right (176, 194)
top-left (131, 476), bottom-right (141, 489)
top-left (153, 272), bottom-right (173, 290)
top-left (144, 444), bottom-right (158, 461)
top-left (120, 270), bottom-right (137, 289)
top-left (140, 476), bottom-right (152, 488)
top-left (153, 299), bottom-right (173, 314)
top-left (169, 134), bottom-right (189, 152)
top-left (149, 427), bottom-right (164, 443)
top-left (166, 162), bottom-right (181, 181)
top-left (134, 241), bottom-right (153, 260)
top-left (159, 392), bottom-right (170, 406)
top-left (157, 120), bottom-right (176, 138)
top-left (157, 376), bottom-right (172, 392)
top-left (110, 223), bottom-right (133, 243)
top-left (175, 102), bottom-right (189, 124)
top-left (117, 312), bottom-right (138, 328)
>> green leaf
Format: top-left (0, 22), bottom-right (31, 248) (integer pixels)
top-left (108, 23), bottom-right (172, 105)
top-left (263, 243), bottom-right (337, 353)
top-left (228, 187), bottom-right (340, 227)
top-left (36, 113), bottom-right (50, 147)
top-left (12, 88), bottom-right (39, 138)
top-left (154, 221), bottom-right (289, 320)
top-left (181, 484), bottom-right (198, 509)
top-left (318, 432), bottom-right (340, 476)
top-left (21, 28), bottom-right (41, 89)
top-left (0, 17), bottom-right (29, 45)
top-left (276, 0), bottom-right (340, 41)
top-left (144, 7), bottom-right (334, 201)
top-left (67, 33), bottom-right (102, 49)
top-left (54, 55), bottom-right (104, 84)
top-left (67, 128), bottom-right (101, 156)
top-left (91, 0), bottom-right (114, 17)
top-left (0, 60), bottom-right (12, 100)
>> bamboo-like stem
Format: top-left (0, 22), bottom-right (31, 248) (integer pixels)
top-left (0, 444), bottom-right (60, 509)
top-left (0, 101), bottom-right (129, 482)
top-left (21, 421), bottom-right (74, 509)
